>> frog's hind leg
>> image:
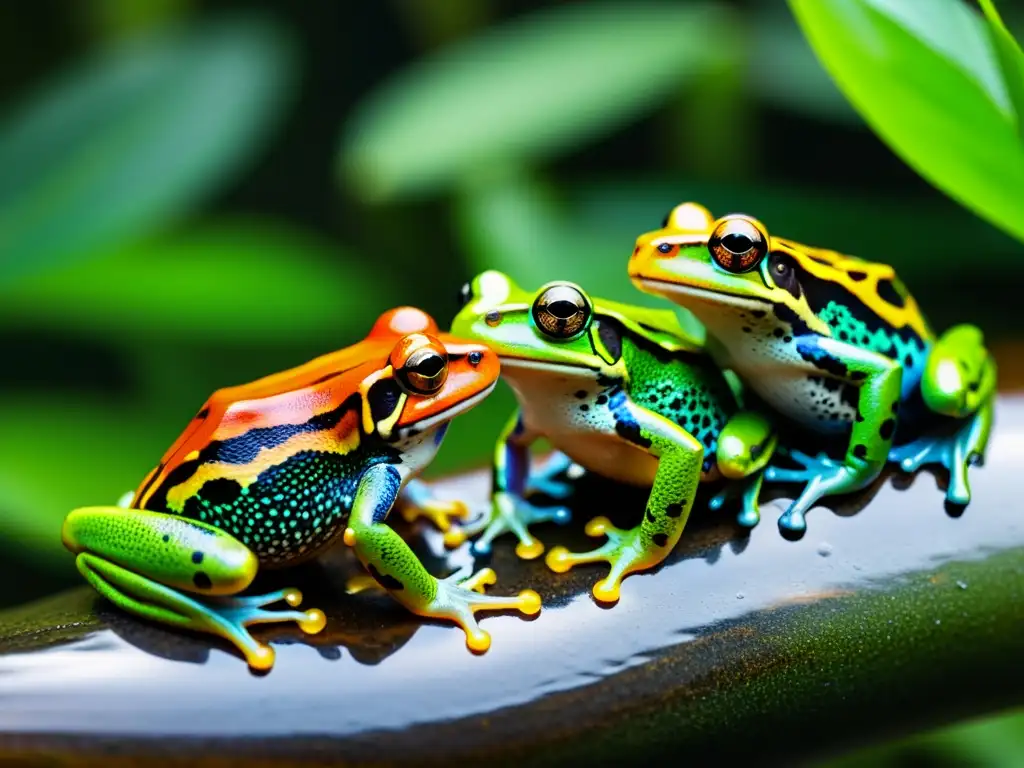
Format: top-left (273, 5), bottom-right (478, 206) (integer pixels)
top-left (63, 507), bottom-right (326, 670)
top-left (890, 324), bottom-right (997, 507)
top-left (889, 396), bottom-right (994, 508)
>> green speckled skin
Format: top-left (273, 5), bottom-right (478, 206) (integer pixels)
top-left (450, 271), bottom-right (777, 602)
top-left (629, 202), bottom-right (997, 534)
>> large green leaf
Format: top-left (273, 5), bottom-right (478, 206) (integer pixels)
top-left (788, 0), bottom-right (1024, 244)
top-left (0, 14), bottom-right (297, 284)
top-left (339, 1), bottom-right (735, 202)
top-left (0, 219), bottom-right (391, 344)
top-left (979, 0), bottom-right (1024, 140)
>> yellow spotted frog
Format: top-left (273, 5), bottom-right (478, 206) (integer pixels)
top-left (629, 203), bottom-right (996, 534)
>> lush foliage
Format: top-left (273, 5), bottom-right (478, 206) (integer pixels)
top-left (0, 1), bottom-right (1021, 764)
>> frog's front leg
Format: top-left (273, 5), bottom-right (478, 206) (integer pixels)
top-left (446, 411), bottom-right (571, 559)
top-left (343, 463), bottom-right (540, 652)
top-left (765, 338), bottom-right (901, 534)
top-left (707, 410), bottom-right (777, 528)
top-left (61, 508), bottom-right (326, 671)
top-left (545, 405), bottom-right (704, 604)
top-left (889, 324), bottom-right (996, 507)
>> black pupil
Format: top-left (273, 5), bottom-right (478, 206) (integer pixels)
top-left (721, 233), bottom-right (753, 254)
top-left (657, 243), bottom-right (673, 253)
top-left (548, 299), bottom-right (580, 319)
top-left (413, 354), bottom-right (444, 377)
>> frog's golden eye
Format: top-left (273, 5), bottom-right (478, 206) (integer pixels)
top-left (392, 334), bottom-right (449, 395)
top-left (532, 284), bottom-right (591, 339)
top-left (708, 216), bottom-right (768, 274)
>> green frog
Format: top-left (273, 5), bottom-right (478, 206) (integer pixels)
top-left (448, 270), bottom-right (777, 603)
top-left (629, 202), bottom-right (996, 534)
top-left (61, 307), bottom-right (541, 670)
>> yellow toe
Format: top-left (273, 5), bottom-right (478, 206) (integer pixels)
top-left (444, 528), bottom-right (467, 548)
top-left (247, 644), bottom-right (276, 671)
top-left (299, 608), bottom-right (327, 634)
top-left (283, 588), bottom-right (303, 607)
top-left (545, 546), bottom-right (573, 574)
top-left (463, 567), bottom-right (497, 593)
top-left (515, 538), bottom-right (545, 560)
top-left (517, 589), bottom-right (542, 615)
top-left (465, 627), bottom-right (492, 653)
top-left (585, 516), bottom-right (612, 536)
top-left (592, 578), bottom-right (621, 604)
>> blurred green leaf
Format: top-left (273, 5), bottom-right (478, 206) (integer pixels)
top-left (0, 218), bottom-right (392, 344)
top-left (979, 0), bottom-right (1024, 140)
top-left (339, 1), bottom-right (735, 202)
top-left (454, 167), bottom-right (665, 307)
top-left (747, 2), bottom-right (862, 125)
top-left (788, 0), bottom-right (1024, 244)
top-left (0, 13), bottom-right (297, 285)
top-left (0, 398), bottom-right (180, 566)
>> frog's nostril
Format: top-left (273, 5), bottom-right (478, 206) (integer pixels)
top-left (468, 351), bottom-right (483, 366)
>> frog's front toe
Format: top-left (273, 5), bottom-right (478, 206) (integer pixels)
top-left (425, 569), bottom-right (541, 653)
top-left (447, 492), bottom-right (570, 560)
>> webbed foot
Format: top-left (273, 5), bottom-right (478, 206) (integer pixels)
top-left (545, 517), bottom-right (656, 604)
top-left (525, 452), bottom-right (585, 500)
top-left (764, 449), bottom-right (882, 534)
top-left (399, 478), bottom-right (472, 533)
top-left (445, 491), bottom-right (570, 560)
top-left (77, 553), bottom-right (325, 671)
top-left (888, 399), bottom-right (993, 508)
top-left (423, 567), bottom-right (541, 653)
top-left (709, 472), bottom-right (766, 529)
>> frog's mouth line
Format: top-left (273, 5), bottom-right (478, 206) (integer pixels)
top-left (635, 277), bottom-right (771, 311)
top-left (496, 357), bottom-right (600, 377)
top-left (401, 381), bottom-right (497, 434)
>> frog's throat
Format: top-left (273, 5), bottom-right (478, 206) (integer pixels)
top-left (396, 381), bottom-right (497, 437)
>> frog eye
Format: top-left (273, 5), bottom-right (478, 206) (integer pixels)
top-left (532, 284), bottom-right (591, 339)
top-left (393, 336), bottom-right (449, 395)
top-left (708, 216), bottom-right (768, 274)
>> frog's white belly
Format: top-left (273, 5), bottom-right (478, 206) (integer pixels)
top-left (502, 364), bottom-right (657, 487)
top-left (730, 353), bottom-right (856, 433)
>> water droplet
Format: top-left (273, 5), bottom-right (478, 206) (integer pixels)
top-left (956, 580), bottom-right (968, 590)
top-left (935, 619), bottom-right (941, 625)
top-left (736, 592), bottom-right (745, 600)
top-left (817, 542), bottom-right (833, 557)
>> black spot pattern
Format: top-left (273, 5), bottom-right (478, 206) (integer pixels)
top-left (193, 572), bottom-right (212, 590)
top-left (368, 563), bottom-right (404, 591)
top-left (652, 533), bottom-right (669, 548)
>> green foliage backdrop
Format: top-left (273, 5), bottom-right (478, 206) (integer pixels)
top-left (0, 1), bottom-right (1021, 764)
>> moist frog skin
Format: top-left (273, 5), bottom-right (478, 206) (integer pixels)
top-left (62, 307), bottom-right (540, 670)
top-left (449, 270), bottom-right (777, 603)
top-left (629, 202), bottom-right (996, 534)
